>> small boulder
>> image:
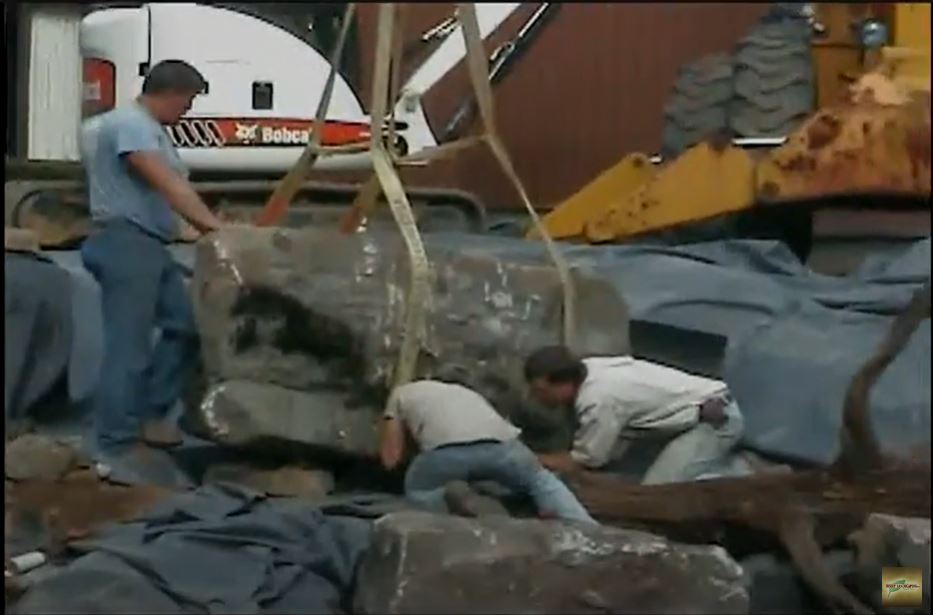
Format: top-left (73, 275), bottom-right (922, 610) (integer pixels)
top-left (850, 514), bottom-right (931, 613)
top-left (5, 435), bottom-right (82, 482)
top-left (203, 463), bottom-right (335, 499)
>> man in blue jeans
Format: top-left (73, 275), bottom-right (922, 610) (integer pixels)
top-left (79, 60), bottom-right (224, 468)
top-left (379, 379), bottom-right (596, 524)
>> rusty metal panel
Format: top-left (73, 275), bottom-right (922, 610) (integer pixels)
top-left (756, 80), bottom-right (932, 202)
top-left (322, 3), bottom-right (770, 211)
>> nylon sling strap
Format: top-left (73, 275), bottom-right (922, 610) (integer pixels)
top-left (342, 4), bottom-right (578, 352)
top-left (255, 3), bottom-right (357, 227)
top-left (369, 3), bottom-right (432, 387)
top-left (456, 3), bottom-right (578, 350)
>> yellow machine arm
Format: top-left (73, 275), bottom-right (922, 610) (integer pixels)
top-left (534, 2), bottom-right (930, 244)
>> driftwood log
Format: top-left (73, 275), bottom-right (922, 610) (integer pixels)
top-left (572, 282), bottom-right (932, 615)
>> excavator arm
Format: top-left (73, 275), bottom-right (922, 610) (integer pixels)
top-left (533, 3), bottom-right (930, 255)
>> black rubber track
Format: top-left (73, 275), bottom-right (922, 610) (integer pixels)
top-left (729, 18), bottom-right (816, 138)
top-left (661, 53), bottom-right (734, 159)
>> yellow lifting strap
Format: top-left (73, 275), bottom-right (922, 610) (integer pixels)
top-left (354, 3), bottom-right (576, 386)
top-left (349, 3), bottom-right (580, 388)
top-left (370, 3), bottom-right (433, 387)
top-left (456, 3), bottom-right (578, 351)
top-left (255, 3), bottom-right (357, 227)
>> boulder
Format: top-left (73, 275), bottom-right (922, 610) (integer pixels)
top-left (203, 462), bottom-right (335, 499)
top-left (354, 512), bottom-right (750, 614)
top-left (5, 434), bottom-right (84, 482)
top-left (191, 228), bottom-right (629, 449)
top-left (740, 550), bottom-right (857, 614)
top-left (850, 514), bottom-right (931, 613)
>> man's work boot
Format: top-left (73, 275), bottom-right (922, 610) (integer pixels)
top-left (141, 419), bottom-right (184, 448)
top-left (444, 481), bottom-right (509, 518)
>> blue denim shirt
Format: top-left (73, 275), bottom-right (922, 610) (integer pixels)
top-left (80, 103), bottom-right (186, 241)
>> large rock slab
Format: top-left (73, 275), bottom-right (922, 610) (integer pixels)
top-left (354, 512), bottom-right (749, 614)
top-left (191, 227), bottom-right (629, 448)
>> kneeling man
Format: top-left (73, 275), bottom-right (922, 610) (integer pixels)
top-left (379, 379), bottom-right (595, 524)
top-left (524, 346), bottom-right (744, 484)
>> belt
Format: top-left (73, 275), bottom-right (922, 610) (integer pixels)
top-left (94, 219), bottom-right (169, 245)
top-left (435, 438), bottom-right (502, 450)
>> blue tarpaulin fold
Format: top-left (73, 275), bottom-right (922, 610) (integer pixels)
top-left (12, 484), bottom-right (376, 615)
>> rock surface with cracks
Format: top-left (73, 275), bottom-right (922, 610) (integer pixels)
top-left (354, 511), bottom-right (750, 614)
top-left (197, 381), bottom-right (380, 456)
top-left (190, 227), bottom-right (629, 451)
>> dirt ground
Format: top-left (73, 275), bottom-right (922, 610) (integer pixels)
top-left (6, 471), bottom-right (172, 547)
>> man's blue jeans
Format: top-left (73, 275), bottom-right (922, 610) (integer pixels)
top-left (642, 399), bottom-right (745, 485)
top-left (81, 222), bottom-right (199, 453)
top-left (404, 439), bottom-right (596, 524)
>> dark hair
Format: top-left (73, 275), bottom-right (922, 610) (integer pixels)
top-left (433, 364), bottom-right (473, 388)
top-left (523, 346), bottom-right (587, 385)
top-left (142, 60), bottom-right (208, 96)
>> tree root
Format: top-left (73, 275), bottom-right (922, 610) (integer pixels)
top-left (834, 281), bottom-right (931, 477)
top-left (779, 510), bottom-right (873, 615)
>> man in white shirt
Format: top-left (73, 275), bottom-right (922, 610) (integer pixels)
top-left (379, 379), bottom-right (596, 523)
top-left (523, 346), bottom-right (744, 484)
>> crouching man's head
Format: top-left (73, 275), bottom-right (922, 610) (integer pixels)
top-left (523, 346), bottom-right (587, 408)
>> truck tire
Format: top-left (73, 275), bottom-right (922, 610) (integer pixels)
top-left (729, 18), bottom-right (815, 138)
top-left (661, 53), bottom-right (734, 159)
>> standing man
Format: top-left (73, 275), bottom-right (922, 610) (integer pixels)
top-left (523, 346), bottom-right (744, 484)
top-left (80, 60), bottom-right (224, 463)
top-left (379, 379), bottom-right (596, 524)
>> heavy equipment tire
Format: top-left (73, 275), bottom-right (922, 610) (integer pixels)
top-left (729, 18), bottom-right (816, 138)
top-left (661, 53), bottom-right (734, 159)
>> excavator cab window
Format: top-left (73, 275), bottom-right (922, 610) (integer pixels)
top-left (217, 3), bottom-right (362, 93)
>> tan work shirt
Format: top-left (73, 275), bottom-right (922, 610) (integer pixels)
top-left (384, 380), bottom-right (521, 451)
top-left (571, 356), bottom-right (728, 468)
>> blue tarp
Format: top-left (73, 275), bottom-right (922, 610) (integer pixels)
top-left (11, 484), bottom-right (378, 615)
top-left (4, 253), bottom-right (74, 421)
top-left (571, 239), bottom-right (930, 464)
